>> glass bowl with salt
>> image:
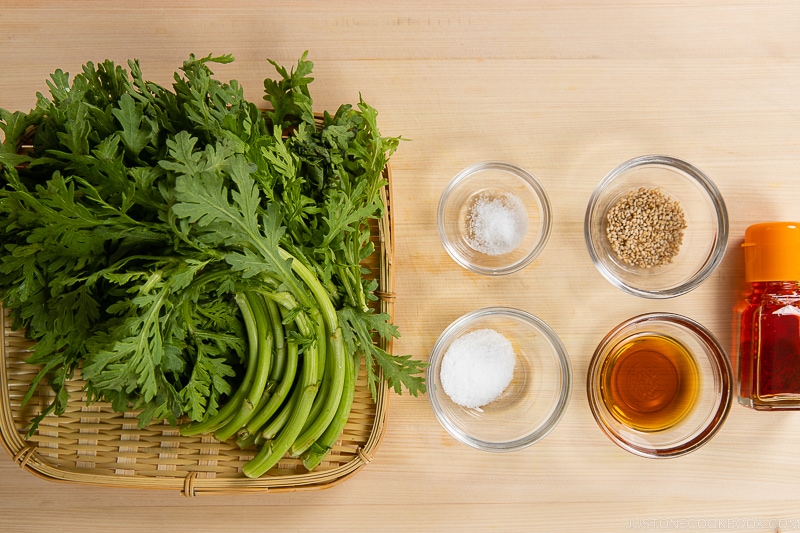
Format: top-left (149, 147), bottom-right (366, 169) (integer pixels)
top-left (427, 307), bottom-right (572, 452)
top-left (438, 161), bottom-right (552, 275)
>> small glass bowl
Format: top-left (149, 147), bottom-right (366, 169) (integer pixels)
top-left (584, 155), bottom-right (729, 298)
top-left (438, 161), bottom-right (552, 275)
top-left (586, 313), bottom-right (733, 458)
top-left (427, 307), bottom-right (572, 452)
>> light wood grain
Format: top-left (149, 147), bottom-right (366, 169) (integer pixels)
top-left (3, 1), bottom-right (800, 532)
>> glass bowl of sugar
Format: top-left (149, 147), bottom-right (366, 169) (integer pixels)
top-left (438, 161), bottom-right (552, 275)
top-left (427, 307), bottom-right (572, 452)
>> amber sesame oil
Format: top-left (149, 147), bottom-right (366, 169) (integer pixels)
top-left (600, 334), bottom-right (699, 432)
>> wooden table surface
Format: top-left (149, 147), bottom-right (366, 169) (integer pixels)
top-left (3, 2), bottom-right (800, 532)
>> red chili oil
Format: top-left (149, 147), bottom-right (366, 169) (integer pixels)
top-left (738, 223), bottom-right (800, 410)
top-left (738, 282), bottom-right (800, 408)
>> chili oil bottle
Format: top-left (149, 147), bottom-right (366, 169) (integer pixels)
top-left (738, 222), bottom-right (800, 410)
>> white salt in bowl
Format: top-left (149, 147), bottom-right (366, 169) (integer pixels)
top-left (427, 307), bottom-right (572, 452)
top-left (438, 161), bottom-right (552, 275)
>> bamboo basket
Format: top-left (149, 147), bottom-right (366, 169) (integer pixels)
top-left (0, 158), bottom-right (395, 496)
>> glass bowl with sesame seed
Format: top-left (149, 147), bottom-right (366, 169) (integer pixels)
top-left (584, 155), bottom-right (729, 298)
top-left (438, 161), bottom-right (552, 276)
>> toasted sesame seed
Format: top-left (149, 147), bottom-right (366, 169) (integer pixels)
top-left (605, 187), bottom-right (686, 268)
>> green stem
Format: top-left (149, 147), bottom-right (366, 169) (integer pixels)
top-left (291, 327), bottom-right (345, 457)
top-left (242, 337), bottom-right (319, 478)
top-left (179, 292), bottom-right (258, 437)
top-left (301, 357), bottom-right (330, 434)
top-left (236, 429), bottom-right (258, 450)
top-left (337, 262), bottom-right (369, 313)
top-left (214, 292), bottom-right (273, 442)
top-left (258, 376), bottom-right (301, 440)
top-left (265, 297), bottom-right (286, 382)
top-left (244, 338), bottom-right (299, 435)
top-left (234, 381), bottom-right (275, 446)
top-left (311, 307), bottom-right (327, 384)
top-left (302, 350), bottom-right (357, 471)
top-left (280, 251), bottom-right (348, 458)
top-left (280, 248), bottom-right (339, 333)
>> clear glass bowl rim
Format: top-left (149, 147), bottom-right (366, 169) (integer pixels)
top-left (583, 154), bottom-right (729, 298)
top-left (585, 312), bottom-right (734, 458)
top-left (437, 161), bottom-right (553, 276)
top-left (427, 306), bottom-right (573, 452)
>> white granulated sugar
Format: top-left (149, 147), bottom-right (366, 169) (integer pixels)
top-left (466, 192), bottom-right (528, 256)
top-left (439, 328), bottom-right (516, 409)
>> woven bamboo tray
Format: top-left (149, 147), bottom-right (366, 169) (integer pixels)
top-left (0, 164), bottom-right (395, 497)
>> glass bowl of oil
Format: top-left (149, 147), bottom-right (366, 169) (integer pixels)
top-left (584, 155), bottom-right (729, 298)
top-left (438, 161), bottom-right (552, 276)
top-left (586, 312), bottom-right (733, 458)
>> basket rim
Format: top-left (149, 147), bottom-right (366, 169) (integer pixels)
top-left (0, 135), bottom-right (395, 497)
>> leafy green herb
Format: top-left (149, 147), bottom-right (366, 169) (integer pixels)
top-left (0, 53), bottom-right (426, 471)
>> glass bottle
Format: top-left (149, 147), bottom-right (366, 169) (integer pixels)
top-left (738, 222), bottom-right (800, 410)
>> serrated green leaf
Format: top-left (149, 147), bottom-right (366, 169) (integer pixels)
top-left (111, 93), bottom-right (152, 157)
top-left (1, 51), bottom-right (420, 442)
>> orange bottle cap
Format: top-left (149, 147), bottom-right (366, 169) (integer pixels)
top-left (742, 222), bottom-right (800, 282)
